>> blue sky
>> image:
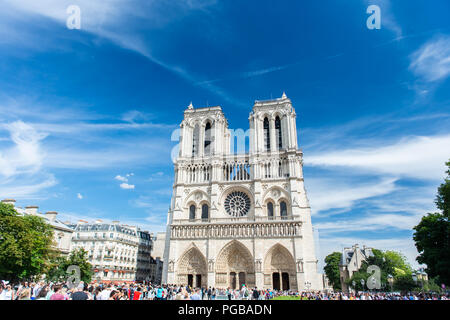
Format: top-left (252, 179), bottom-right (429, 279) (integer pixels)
top-left (1, 0), bottom-right (450, 269)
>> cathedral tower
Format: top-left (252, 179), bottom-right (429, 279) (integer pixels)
top-left (162, 93), bottom-right (323, 291)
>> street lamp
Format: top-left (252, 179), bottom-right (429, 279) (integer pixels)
top-left (352, 280), bottom-right (356, 294)
top-left (360, 279), bottom-right (365, 292)
top-left (304, 281), bottom-right (311, 292)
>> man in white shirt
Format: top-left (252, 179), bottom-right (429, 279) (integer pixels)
top-left (99, 284), bottom-right (113, 300)
top-left (0, 285), bottom-right (13, 300)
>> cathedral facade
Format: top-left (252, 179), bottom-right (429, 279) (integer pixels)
top-left (162, 93), bottom-right (323, 291)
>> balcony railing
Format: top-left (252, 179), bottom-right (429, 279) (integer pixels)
top-left (179, 153), bottom-right (293, 184)
top-left (172, 215), bottom-right (299, 225)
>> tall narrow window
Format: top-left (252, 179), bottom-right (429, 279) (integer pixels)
top-left (201, 204), bottom-right (209, 221)
top-left (204, 122), bottom-right (212, 155)
top-left (280, 201), bottom-right (287, 218)
top-left (189, 205), bottom-right (196, 221)
top-left (267, 202), bottom-right (274, 219)
top-left (192, 124), bottom-right (200, 156)
top-left (275, 116), bottom-right (282, 150)
top-left (264, 117), bottom-right (270, 151)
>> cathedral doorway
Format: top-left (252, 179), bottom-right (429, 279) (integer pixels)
top-left (272, 273), bottom-right (280, 290)
top-left (215, 240), bottom-right (255, 288)
top-left (196, 275), bottom-right (202, 288)
top-left (264, 244), bottom-right (297, 290)
top-left (239, 272), bottom-right (246, 288)
top-left (282, 272), bottom-right (290, 290)
top-left (176, 246), bottom-right (208, 288)
top-left (230, 272), bottom-right (237, 289)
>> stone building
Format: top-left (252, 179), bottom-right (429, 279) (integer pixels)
top-left (1, 199), bottom-right (73, 256)
top-left (70, 220), bottom-right (152, 283)
top-left (339, 244), bottom-right (374, 292)
top-left (150, 232), bottom-right (166, 284)
top-left (136, 230), bottom-right (153, 282)
top-left (162, 93), bottom-right (323, 291)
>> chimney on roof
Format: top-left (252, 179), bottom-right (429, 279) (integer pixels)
top-left (95, 219), bottom-right (102, 224)
top-left (78, 220), bottom-right (88, 224)
top-left (25, 205), bottom-right (39, 215)
top-left (1, 199), bottom-right (16, 206)
top-left (45, 211), bottom-right (58, 222)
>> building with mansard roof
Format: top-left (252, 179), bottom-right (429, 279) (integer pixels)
top-left (162, 93), bottom-right (323, 291)
top-left (70, 220), bottom-right (154, 283)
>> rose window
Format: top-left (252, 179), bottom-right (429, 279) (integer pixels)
top-left (224, 191), bottom-right (251, 217)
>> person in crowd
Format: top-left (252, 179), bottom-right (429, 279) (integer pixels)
top-left (190, 289), bottom-right (202, 300)
top-left (0, 284), bottom-right (14, 300)
top-left (50, 285), bottom-right (65, 300)
top-left (18, 288), bottom-right (31, 300)
top-left (70, 282), bottom-right (89, 300)
top-left (36, 287), bottom-right (48, 300)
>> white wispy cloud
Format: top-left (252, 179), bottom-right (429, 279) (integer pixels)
top-left (0, 121), bottom-right (47, 177)
top-left (409, 34), bottom-right (450, 82)
top-left (0, 174), bottom-right (57, 200)
top-left (0, 99), bottom-right (173, 199)
top-left (1, 0), bottom-right (241, 106)
top-left (77, 193), bottom-right (83, 199)
top-left (306, 134), bottom-right (450, 180)
top-left (315, 212), bottom-right (423, 234)
top-left (307, 177), bottom-right (397, 215)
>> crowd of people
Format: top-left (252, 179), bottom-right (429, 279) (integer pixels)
top-left (0, 280), bottom-right (448, 300)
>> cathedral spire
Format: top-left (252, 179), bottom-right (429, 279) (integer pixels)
top-left (187, 101), bottom-right (194, 110)
top-left (281, 91), bottom-right (287, 99)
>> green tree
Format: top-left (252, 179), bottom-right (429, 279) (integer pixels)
top-left (413, 160), bottom-right (450, 286)
top-left (324, 252), bottom-right (342, 290)
top-left (0, 203), bottom-right (55, 281)
top-left (393, 274), bottom-right (416, 292)
top-left (348, 249), bottom-right (413, 291)
top-left (384, 251), bottom-right (412, 276)
top-left (346, 270), bottom-right (370, 291)
top-left (46, 248), bottom-right (93, 283)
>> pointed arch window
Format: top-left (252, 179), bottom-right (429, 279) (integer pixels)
top-left (192, 124), bottom-right (200, 156)
top-left (204, 122), bottom-right (212, 155)
top-left (267, 202), bottom-right (274, 220)
top-left (275, 116), bottom-right (282, 150)
top-left (201, 204), bottom-right (209, 221)
top-left (264, 117), bottom-right (270, 151)
top-left (189, 205), bottom-right (196, 221)
top-left (280, 201), bottom-right (288, 219)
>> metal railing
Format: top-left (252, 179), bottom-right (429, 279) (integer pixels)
top-left (172, 215), bottom-right (300, 225)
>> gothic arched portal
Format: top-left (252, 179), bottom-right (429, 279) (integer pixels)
top-left (215, 240), bottom-right (255, 289)
top-left (176, 245), bottom-right (208, 288)
top-left (263, 244), bottom-right (297, 290)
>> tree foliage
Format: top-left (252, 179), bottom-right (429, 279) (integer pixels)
top-left (413, 160), bottom-right (450, 286)
top-left (46, 248), bottom-right (93, 283)
top-left (346, 249), bottom-right (415, 291)
top-left (323, 252), bottom-right (342, 290)
top-left (0, 203), bottom-right (55, 281)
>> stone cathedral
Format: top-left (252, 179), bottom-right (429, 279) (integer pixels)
top-left (162, 93), bottom-right (323, 291)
